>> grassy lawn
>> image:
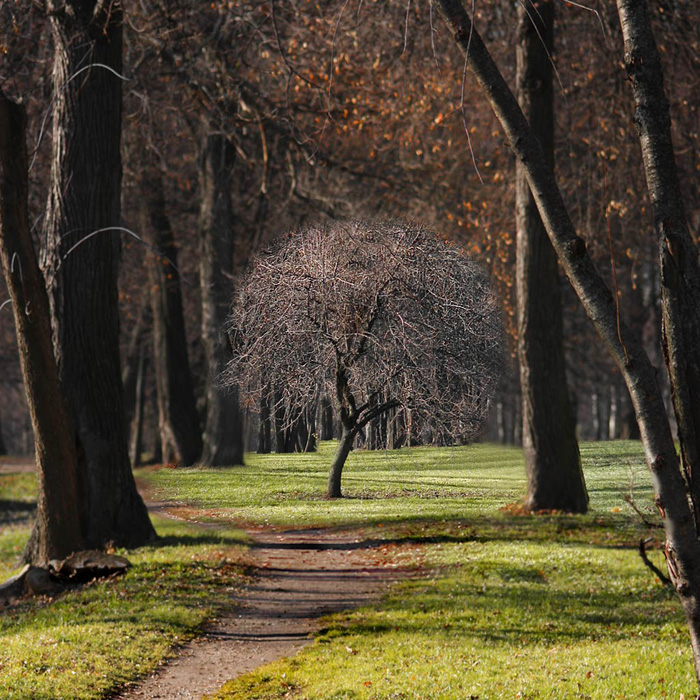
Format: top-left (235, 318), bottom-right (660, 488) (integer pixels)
top-left (1, 441), bottom-right (695, 699)
top-left (143, 440), bottom-right (692, 700)
top-left (0, 470), bottom-right (247, 700)
top-left (138, 441), bottom-right (655, 529)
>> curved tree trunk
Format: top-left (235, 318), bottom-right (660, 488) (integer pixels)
top-left (0, 93), bottom-right (83, 564)
top-left (40, 0), bottom-right (154, 550)
top-left (140, 151), bottom-right (202, 466)
top-left (515, 0), bottom-right (587, 513)
top-left (616, 0), bottom-right (700, 673)
top-left (327, 428), bottom-right (354, 499)
top-left (435, 0), bottom-right (700, 684)
top-left (198, 132), bottom-right (244, 466)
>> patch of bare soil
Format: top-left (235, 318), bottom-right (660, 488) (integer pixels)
top-left (112, 526), bottom-right (415, 700)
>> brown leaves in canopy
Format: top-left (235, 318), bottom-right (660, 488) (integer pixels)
top-left (225, 220), bottom-right (503, 442)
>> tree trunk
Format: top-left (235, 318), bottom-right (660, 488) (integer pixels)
top-left (616, 0), bottom-right (700, 676)
top-left (198, 132), bottom-right (244, 466)
top-left (515, 0), bottom-right (587, 513)
top-left (122, 295), bottom-right (149, 430)
top-left (140, 151), bottom-right (202, 466)
top-left (327, 428), bottom-right (354, 499)
top-left (320, 395), bottom-right (334, 441)
top-left (257, 389), bottom-right (271, 454)
top-left (129, 345), bottom-right (147, 468)
top-left (435, 0), bottom-right (700, 685)
top-left (40, 1), bottom-right (154, 550)
top-left (0, 93), bottom-right (83, 564)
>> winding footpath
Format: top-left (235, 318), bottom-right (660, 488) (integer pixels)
top-left (112, 526), bottom-right (411, 700)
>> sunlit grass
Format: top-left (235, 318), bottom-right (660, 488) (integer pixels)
top-left (0, 510), bottom-right (247, 700)
top-left (210, 537), bottom-right (692, 700)
top-left (141, 440), bottom-right (653, 529)
top-left (177, 440), bottom-right (692, 700)
top-left (2, 441), bottom-right (688, 700)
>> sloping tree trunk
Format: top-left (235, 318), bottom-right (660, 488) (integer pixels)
top-left (515, 0), bottom-right (587, 512)
top-left (0, 93), bottom-right (83, 564)
top-left (40, 1), bottom-right (154, 550)
top-left (616, 0), bottom-right (700, 670)
top-left (435, 0), bottom-right (700, 684)
top-left (198, 132), bottom-right (244, 466)
top-left (140, 151), bottom-right (202, 466)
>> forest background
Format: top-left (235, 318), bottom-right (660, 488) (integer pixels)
top-left (0, 0), bottom-right (698, 457)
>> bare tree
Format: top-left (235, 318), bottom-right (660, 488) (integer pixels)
top-left (226, 220), bottom-right (503, 498)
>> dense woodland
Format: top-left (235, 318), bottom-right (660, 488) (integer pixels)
top-left (1, 0), bottom-right (697, 459)
top-left (3, 0), bottom-right (700, 683)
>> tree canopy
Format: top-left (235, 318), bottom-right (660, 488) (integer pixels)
top-left (226, 219), bottom-right (503, 496)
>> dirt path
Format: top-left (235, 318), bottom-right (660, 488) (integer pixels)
top-left (1, 459), bottom-right (412, 699)
top-left (112, 527), bottom-right (411, 700)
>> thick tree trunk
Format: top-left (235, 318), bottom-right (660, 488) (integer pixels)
top-left (0, 411), bottom-right (6, 456)
top-left (327, 428), bottom-right (354, 499)
top-left (140, 152), bottom-right (202, 466)
top-left (435, 0), bottom-right (700, 685)
top-left (515, 0), bottom-right (587, 513)
top-left (0, 93), bottom-right (83, 564)
top-left (40, 1), bottom-right (154, 550)
top-left (198, 132), bottom-right (244, 466)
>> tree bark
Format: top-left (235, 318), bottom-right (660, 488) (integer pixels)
top-left (198, 132), bottom-right (244, 466)
top-left (257, 388), bottom-right (271, 454)
top-left (140, 151), bottom-right (202, 466)
top-left (40, 0), bottom-right (154, 550)
top-left (129, 345), bottom-right (147, 468)
top-left (0, 93), bottom-right (83, 563)
top-left (435, 0), bottom-right (700, 685)
top-left (327, 428), bottom-right (354, 499)
top-left (616, 0), bottom-right (700, 676)
top-left (515, 0), bottom-right (587, 513)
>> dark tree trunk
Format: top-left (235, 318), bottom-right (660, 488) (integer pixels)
top-left (0, 411), bottom-right (6, 456)
top-left (198, 132), bottom-right (244, 466)
top-left (257, 389), bottom-right (271, 454)
top-left (320, 395), bottom-right (334, 441)
top-left (129, 345), bottom-right (147, 468)
top-left (327, 428), bottom-right (354, 499)
top-left (0, 93), bottom-right (83, 564)
top-left (515, 0), bottom-right (587, 513)
top-left (617, 0), bottom-right (700, 676)
top-left (40, 1), bottom-right (154, 550)
top-left (140, 152), bottom-right (202, 466)
top-left (273, 388), bottom-right (293, 453)
top-left (122, 296), bottom-right (149, 430)
top-left (435, 0), bottom-right (700, 685)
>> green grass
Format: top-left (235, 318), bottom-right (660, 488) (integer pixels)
top-left (169, 440), bottom-right (693, 700)
top-left (0, 467), bottom-right (248, 700)
top-left (3, 441), bottom-right (694, 699)
top-left (140, 441), bottom-right (655, 529)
